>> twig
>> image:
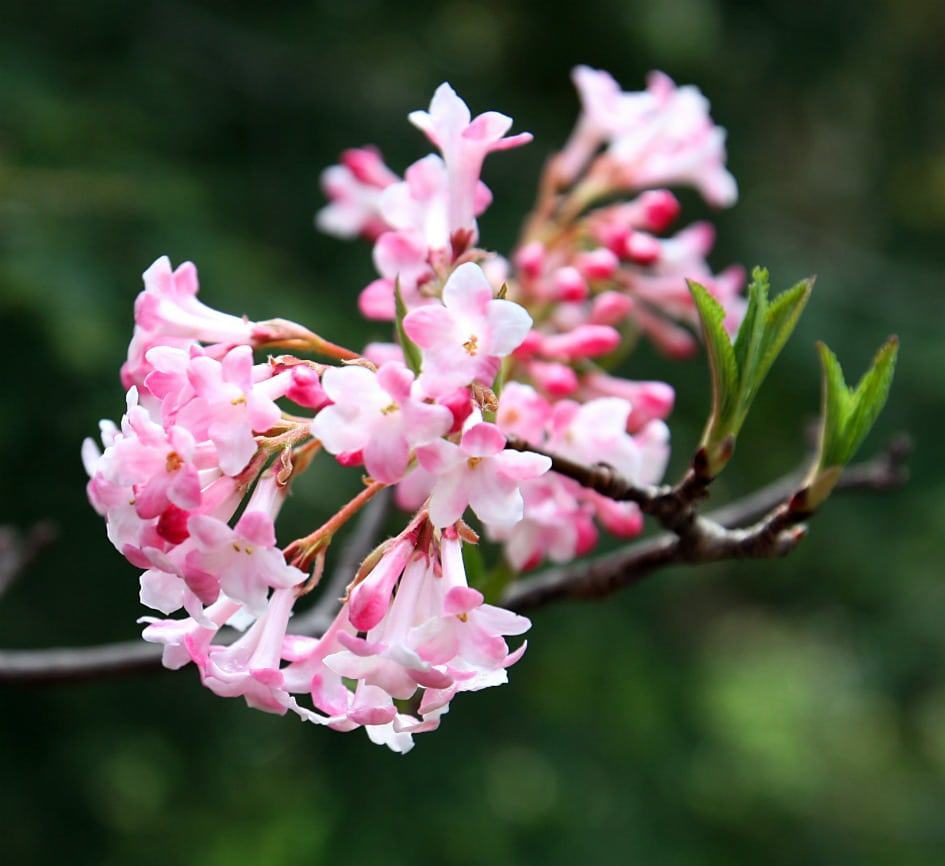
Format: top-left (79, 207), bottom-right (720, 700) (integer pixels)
top-left (503, 435), bottom-right (910, 612)
top-left (0, 439), bottom-right (908, 684)
top-left (0, 522), bottom-right (57, 600)
top-left (290, 488), bottom-right (391, 634)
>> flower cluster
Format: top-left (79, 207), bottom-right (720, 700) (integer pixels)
top-left (86, 66), bottom-right (740, 751)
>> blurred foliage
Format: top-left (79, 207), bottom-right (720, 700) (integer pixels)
top-left (1, 1), bottom-right (944, 864)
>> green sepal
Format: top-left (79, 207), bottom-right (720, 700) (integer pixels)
top-left (393, 278), bottom-right (422, 376)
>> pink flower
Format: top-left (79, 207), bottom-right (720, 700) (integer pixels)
top-left (403, 262), bottom-right (532, 397)
top-left (200, 588), bottom-right (304, 714)
top-left (488, 475), bottom-right (598, 571)
top-left (579, 373), bottom-right (675, 431)
top-left (495, 382), bottom-right (552, 445)
top-left (111, 407), bottom-right (201, 520)
top-left (327, 557), bottom-right (455, 700)
top-left (311, 361), bottom-right (452, 484)
top-left (185, 473), bottom-right (305, 615)
top-left (415, 412), bottom-right (551, 528)
top-left (409, 83), bottom-right (532, 242)
top-left (317, 147), bottom-right (398, 240)
top-left (555, 65), bottom-right (655, 185)
top-left (133, 256), bottom-right (255, 346)
top-left (175, 345), bottom-right (289, 476)
top-left (140, 595), bottom-right (243, 671)
top-left (608, 71), bottom-right (738, 207)
top-left (408, 534), bottom-right (530, 674)
top-left (380, 154), bottom-right (493, 252)
top-left (548, 397), bottom-right (670, 487)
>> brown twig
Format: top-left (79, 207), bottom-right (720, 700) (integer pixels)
top-left (0, 439), bottom-right (908, 684)
top-left (502, 435), bottom-right (910, 611)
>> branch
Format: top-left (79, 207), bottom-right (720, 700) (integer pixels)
top-left (0, 522), bottom-right (57, 600)
top-left (502, 435), bottom-right (910, 612)
top-left (0, 439), bottom-right (907, 684)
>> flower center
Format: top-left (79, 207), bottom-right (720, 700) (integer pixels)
top-left (231, 396), bottom-right (247, 406)
top-left (165, 451), bottom-right (184, 473)
top-left (466, 456), bottom-right (483, 470)
top-left (231, 542), bottom-right (254, 555)
top-left (462, 334), bottom-right (479, 356)
top-left (380, 403), bottom-right (399, 415)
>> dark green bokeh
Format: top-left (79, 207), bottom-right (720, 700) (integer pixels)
top-left (1, 2), bottom-right (943, 863)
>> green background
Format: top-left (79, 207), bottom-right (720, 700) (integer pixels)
top-left (1, 1), bottom-right (943, 863)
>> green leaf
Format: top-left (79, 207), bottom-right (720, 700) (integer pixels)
top-left (393, 278), bottom-right (422, 375)
top-left (688, 279), bottom-right (738, 432)
top-left (814, 336), bottom-right (899, 472)
top-left (742, 275), bottom-right (812, 414)
top-left (689, 269), bottom-right (813, 475)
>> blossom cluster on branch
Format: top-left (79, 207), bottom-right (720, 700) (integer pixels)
top-left (82, 67), bottom-right (888, 753)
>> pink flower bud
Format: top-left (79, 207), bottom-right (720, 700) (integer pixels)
top-left (581, 372), bottom-right (675, 430)
top-left (540, 324), bottom-right (621, 359)
top-left (358, 279), bottom-right (395, 321)
top-left (438, 388), bottom-right (474, 434)
top-left (638, 189), bottom-right (680, 232)
top-left (286, 366), bottom-right (329, 410)
top-left (552, 266), bottom-right (589, 302)
top-left (574, 248), bottom-right (619, 281)
top-left (512, 329), bottom-right (543, 360)
top-left (528, 360), bottom-right (579, 396)
top-left (591, 291), bottom-right (634, 325)
top-left (514, 241), bottom-right (546, 279)
top-left (624, 231), bottom-right (662, 265)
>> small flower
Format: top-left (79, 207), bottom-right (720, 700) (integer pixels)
top-left (311, 361), bottom-right (452, 484)
top-left (185, 473), bottom-right (305, 615)
top-left (403, 262), bottom-right (532, 397)
top-left (316, 147), bottom-right (398, 240)
top-left (133, 256), bottom-right (255, 346)
top-left (409, 83), bottom-right (532, 242)
top-left (415, 412), bottom-right (551, 528)
top-left (175, 345), bottom-right (289, 476)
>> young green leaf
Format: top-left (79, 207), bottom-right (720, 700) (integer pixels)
top-left (688, 279), bottom-right (738, 430)
top-left (807, 336), bottom-right (899, 506)
top-left (689, 269), bottom-right (813, 476)
top-left (393, 278), bottom-right (423, 376)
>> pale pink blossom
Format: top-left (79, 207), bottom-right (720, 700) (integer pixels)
top-left (548, 397), bottom-right (670, 486)
top-left (408, 533), bottom-right (529, 677)
top-left (607, 71), bottom-right (738, 207)
top-left (311, 362), bottom-right (452, 484)
top-left (488, 475), bottom-right (598, 571)
top-left (403, 262), bottom-right (532, 397)
top-left (200, 588), bottom-right (303, 714)
top-left (316, 147), bottom-right (398, 240)
top-left (414, 412), bottom-right (551, 528)
top-left (133, 256), bottom-right (255, 346)
top-left (380, 154), bottom-right (493, 252)
top-left (140, 595), bottom-right (243, 671)
top-left (495, 382), bottom-right (552, 445)
top-left (184, 473), bottom-right (305, 615)
top-left (409, 83), bottom-right (532, 242)
top-left (175, 345), bottom-right (289, 475)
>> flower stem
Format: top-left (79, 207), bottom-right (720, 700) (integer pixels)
top-left (284, 479), bottom-right (388, 569)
